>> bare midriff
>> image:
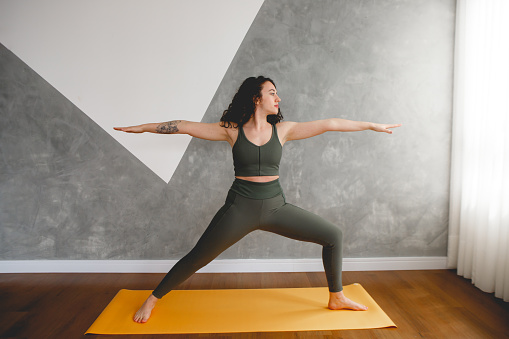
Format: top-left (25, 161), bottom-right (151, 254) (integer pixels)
top-left (235, 175), bottom-right (279, 182)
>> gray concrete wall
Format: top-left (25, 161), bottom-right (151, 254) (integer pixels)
top-left (0, 0), bottom-right (455, 261)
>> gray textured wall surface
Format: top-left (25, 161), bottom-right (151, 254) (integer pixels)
top-left (0, 0), bottom-right (455, 261)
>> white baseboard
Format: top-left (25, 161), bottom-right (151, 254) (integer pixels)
top-left (0, 257), bottom-right (447, 273)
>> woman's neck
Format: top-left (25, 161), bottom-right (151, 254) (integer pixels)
top-left (246, 111), bottom-right (271, 130)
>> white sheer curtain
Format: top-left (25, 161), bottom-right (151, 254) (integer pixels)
top-left (448, 0), bottom-right (509, 301)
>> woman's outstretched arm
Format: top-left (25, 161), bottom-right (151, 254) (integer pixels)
top-left (279, 119), bottom-right (401, 143)
top-left (114, 120), bottom-right (232, 143)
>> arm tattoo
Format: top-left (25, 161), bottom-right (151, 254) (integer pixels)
top-left (156, 120), bottom-right (181, 134)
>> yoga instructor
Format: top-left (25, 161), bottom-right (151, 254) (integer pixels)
top-left (114, 76), bottom-right (401, 323)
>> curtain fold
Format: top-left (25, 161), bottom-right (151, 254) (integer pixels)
top-left (447, 0), bottom-right (509, 301)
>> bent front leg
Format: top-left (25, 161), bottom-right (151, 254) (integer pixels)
top-left (263, 203), bottom-right (344, 292)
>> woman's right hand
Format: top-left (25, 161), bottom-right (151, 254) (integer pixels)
top-left (113, 125), bottom-right (145, 133)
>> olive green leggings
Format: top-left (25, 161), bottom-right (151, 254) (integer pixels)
top-left (152, 181), bottom-right (343, 298)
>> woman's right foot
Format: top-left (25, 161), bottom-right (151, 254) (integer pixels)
top-left (133, 294), bottom-right (159, 323)
top-left (328, 291), bottom-right (368, 311)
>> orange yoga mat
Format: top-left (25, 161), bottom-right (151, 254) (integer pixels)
top-left (86, 284), bottom-right (396, 335)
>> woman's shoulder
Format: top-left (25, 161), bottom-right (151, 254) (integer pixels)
top-left (276, 121), bottom-right (297, 132)
top-left (223, 123), bottom-right (239, 146)
top-left (275, 121), bottom-right (297, 145)
top-left (277, 121), bottom-right (296, 126)
top-left (219, 121), bottom-right (239, 129)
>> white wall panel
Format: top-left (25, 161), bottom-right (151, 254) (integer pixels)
top-left (0, 0), bottom-right (263, 182)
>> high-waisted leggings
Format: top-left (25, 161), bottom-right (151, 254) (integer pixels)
top-left (152, 179), bottom-right (343, 298)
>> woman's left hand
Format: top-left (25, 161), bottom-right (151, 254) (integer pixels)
top-left (371, 123), bottom-right (402, 134)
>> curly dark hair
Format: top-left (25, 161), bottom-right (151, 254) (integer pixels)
top-left (220, 76), bottom-right (284, 128)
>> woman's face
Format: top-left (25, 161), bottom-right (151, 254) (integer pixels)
top-left (255, 81), bottom-right (281, 115)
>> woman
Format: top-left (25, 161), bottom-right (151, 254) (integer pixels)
top-left (115, 76), bottom-right (401, 323)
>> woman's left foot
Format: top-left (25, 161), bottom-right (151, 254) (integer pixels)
top-left (328, 291), bottom-right (368, 311)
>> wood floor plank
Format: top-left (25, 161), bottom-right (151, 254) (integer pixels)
top-left (0, 270), bottom-right (508, 338)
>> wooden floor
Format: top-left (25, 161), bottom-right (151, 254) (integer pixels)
top-left (1, 270), bottom-right (508, 338)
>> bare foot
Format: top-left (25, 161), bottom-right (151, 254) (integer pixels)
top-left (133, 294), bottom-right (159, 323)
top-left (328, 291), bottom-right (368, 311)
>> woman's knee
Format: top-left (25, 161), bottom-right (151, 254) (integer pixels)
top-left (326, 225), bottom-right (343, 247)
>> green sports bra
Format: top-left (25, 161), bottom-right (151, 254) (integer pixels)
top-left (232, 124), bottom-right (283, 176)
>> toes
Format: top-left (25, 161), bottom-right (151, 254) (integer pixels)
top-left (133, 311), bottom-right (150, 323)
